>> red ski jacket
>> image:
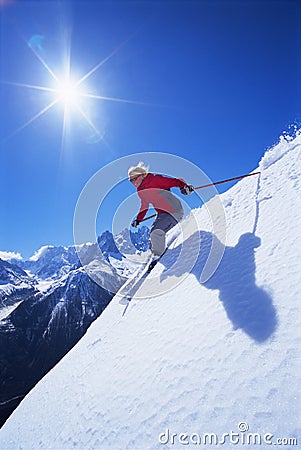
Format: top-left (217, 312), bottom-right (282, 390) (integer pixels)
top-left (136, 173), bottom-right (187, 222)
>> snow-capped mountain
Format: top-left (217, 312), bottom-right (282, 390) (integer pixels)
top-left (23, 245), bottom-right (80, 280)
top-left (14, 226), bottom-right (150, 279)
top-left (0, 259), bottom-right (37, 320)
top-left (0, 228), bottom-right (149, 427)
top-left (1, 133), bottom-right (300, 448)
top-left (98, 226), bottom-right (150, 259)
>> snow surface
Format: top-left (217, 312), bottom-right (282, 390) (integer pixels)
top-left (0, 295), bottom-right (23, 320)
top-left (1, 134), bottom-right (301, 449)
top-left (29, 245), bottom-right (56, 261)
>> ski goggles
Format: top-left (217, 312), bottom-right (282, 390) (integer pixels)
top-left (129, 175), bottom-right (141, 183)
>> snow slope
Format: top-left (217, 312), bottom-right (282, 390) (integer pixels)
top-left (1, 134), bottom-right (301, 449)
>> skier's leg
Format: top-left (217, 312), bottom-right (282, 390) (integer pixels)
top-left (150, 228), bottom-right (166, 257)
top-left (150, 213), bottom-right (177, 257)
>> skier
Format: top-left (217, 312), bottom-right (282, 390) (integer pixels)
top-left (128, 162), bottom-right (194, 269)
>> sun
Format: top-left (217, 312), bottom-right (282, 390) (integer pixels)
top-left (55, 78), bottom-right (81, 108)
top-left (3, 34), bottom-right (155, 145)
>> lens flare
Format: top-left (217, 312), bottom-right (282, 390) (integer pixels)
top-left (3, 33), bottom-right (159, 147)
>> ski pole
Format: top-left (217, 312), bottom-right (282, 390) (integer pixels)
top-left (130, 213), bottom-right (157, 226)
top-left (193, 171), bottom-right (260, 190)
top-left (140, 213), bottom-right (157, 222)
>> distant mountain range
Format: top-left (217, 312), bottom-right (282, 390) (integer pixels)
top-left (0, 227), bottom-right (149, 427)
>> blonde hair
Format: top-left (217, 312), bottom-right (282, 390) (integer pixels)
top-left (128, 161), bottom-right (149, 178)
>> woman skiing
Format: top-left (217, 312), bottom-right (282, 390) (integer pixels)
top-left (128, 162), bottom-right (194, 267)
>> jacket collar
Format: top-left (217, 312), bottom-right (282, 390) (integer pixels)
top-left (138, 173), bottom-right (152, 190)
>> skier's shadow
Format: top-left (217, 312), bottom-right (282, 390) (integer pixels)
top-left (161, 231), bottom-right (278, 343)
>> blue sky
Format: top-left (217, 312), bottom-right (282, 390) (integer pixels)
top-left (1, 0), bottom-right (300, 259)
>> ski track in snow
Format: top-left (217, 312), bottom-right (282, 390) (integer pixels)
top-left (1, 134), bottom-right (301, 449)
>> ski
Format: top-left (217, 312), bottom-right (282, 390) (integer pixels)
top-left (117, 260), bottom-right (150, 300)
top-left (119, 233), bottom-right (178, 315)
top-left (118, 256), bottom-right (154, 311)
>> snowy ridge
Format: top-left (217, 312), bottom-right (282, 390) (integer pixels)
top-left (259, 130), bottom-right (301, 169)
top-left (0, 251), bottom-right (22, 262)
top-left (1, 134), bottom-right (301, 449)
top-left (29, 245), bottom-right (56, 262)
top-left (0, 259), bottom-right (37, 320)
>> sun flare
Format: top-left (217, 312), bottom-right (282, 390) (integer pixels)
top-left (3, 33), bottom-right (156, 146)
top-left (55, 78), bottom-right (81, 108)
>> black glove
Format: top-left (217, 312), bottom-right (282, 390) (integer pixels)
top-left (131, 219), bottom-right (140, 228)
top-left (181, 184), bottom-right (194, 195)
